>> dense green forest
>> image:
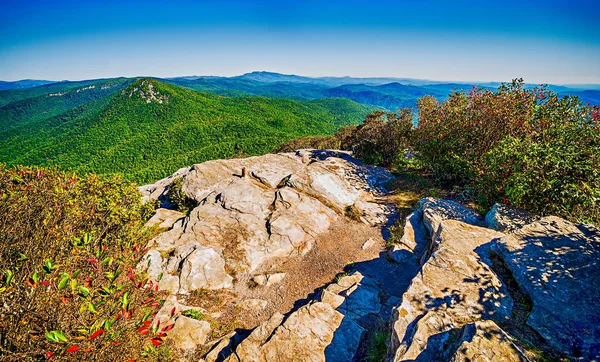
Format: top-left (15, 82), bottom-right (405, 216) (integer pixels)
top-left (0, 78), bottom-right (371, 183)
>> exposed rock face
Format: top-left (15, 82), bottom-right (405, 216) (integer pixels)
top-left (145, 208), bottom-right (185, 229)
top-left (485, 203), bottom-right (536, 232)
top-left (134, 150), bottom-right (600, 361)
top-left (491, 217), bottom-right (600, 360)
top-left (420, 197), bottom-right (485, 237)
top-left (170, 316), bottom-right (211, 351)
top-left (388, 220), bottom-right (511, 361)
top-left (204, 272), bottom-right (383, 362)
top-left (225, 303), bottom-right (342, 362)
top-left (138, 150), bottom-right (395, 294)
top-left (153, 296), bottom-right (212, 352)
top-left (445, 320), bottom-right (529, 362)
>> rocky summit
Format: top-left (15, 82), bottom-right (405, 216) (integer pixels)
top-left (136, 150), bottom-right (599, 361)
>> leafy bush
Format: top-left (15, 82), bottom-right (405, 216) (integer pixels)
top-left (343, 110), bottom-right (413, 167)
top-left (413, 79), bottom-right (536, 182)
top-left (167, 177), bottom-right (198, 214)
top-left (478, 95), bottom-right (600, 224)
top-left (0, 165), bottom-right (181, 361)
top-left (414, 79), bottom-right (600, 224)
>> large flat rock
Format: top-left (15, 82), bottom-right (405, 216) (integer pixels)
top-left (491, 216), bottom-right (600, 360)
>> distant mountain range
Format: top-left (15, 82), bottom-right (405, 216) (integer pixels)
top-left (0, 79), bottom-right (55, 91)
top-left (3, 72), bottom-right (599, 110)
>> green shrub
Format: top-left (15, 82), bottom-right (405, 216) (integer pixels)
top-left (479, 95), bottom-right (600, 224)
top-left (412, 79), bottom-right (599, 224)
top-left (413, 80), bottom-right (536, 182)
top-left (167, 177), bottom-right (197, 214)
top-left (345, 110), bottom-right (413, 167)
top-left (0, 165), bottom-right (181, 361)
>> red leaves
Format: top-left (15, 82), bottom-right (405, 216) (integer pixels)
top-left (161, 324), bottom-right (175, 333)
top-left (83, 278), bottom-right (93, 288)
top-left (137, 324), bottom-right (149, 335)
top-left (61, 296), bottom-right (69, 305)
top-left (169, 307), bottom-right (176, 317)
top-left (45, 351), bottom-right (54, 360)
top-left (150, 337), bottom-right (162, 346)
top-left (122, 309), bottom-right (134, 319)
top-left (39, 281), bottom-right (50, 287)
top-left (87, 258), bottom-right (98, 264)
top-left (65, 345), bottom-right (80, 353)
top-left (88, 329), bottom-right (104, 340)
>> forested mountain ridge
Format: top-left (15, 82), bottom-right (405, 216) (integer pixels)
top-left (0, 78), bottom-right (372, 183)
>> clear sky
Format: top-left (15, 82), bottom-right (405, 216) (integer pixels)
top-left (1, 0), bottom-right (599, 84)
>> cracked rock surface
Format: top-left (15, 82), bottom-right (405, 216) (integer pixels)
top-left (138, 150), bottom-right (395, 295)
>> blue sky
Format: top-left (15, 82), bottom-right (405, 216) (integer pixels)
top-left (1, 0), bottom-right (599, 83)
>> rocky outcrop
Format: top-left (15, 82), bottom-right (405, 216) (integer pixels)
top-left (201, 272), bottom-right (383, 362)
top-left (491, 217), bottom-right (600, 360)
top-left (485, 203), bottom-right (536, 232)
top-left (135, 149), bottom-right (600, 360)
top-left (444, 320), bottom-right (529, 362)
top-left (138, 150), bottom-right (395, 295)
top-left (419, 197), bottom-right (485, 237)
top-left (153, 296), bottom-right (212, 353)
top-left (388, 220), bottom-right (511, 361)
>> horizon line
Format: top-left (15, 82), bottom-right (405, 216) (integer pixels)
top-left (2, 71), bottom-right (600, 87)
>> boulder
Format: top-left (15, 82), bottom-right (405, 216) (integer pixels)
top-left (217, 272), bottom-right (382, 362)
top-left (388, 220), bottom-right (511, 361)
top-left (445, 320), bottom-right (529, 362)
top-left (361, 237), bottom-right (376, 250)
top-left (419, 197), bottom-right (485, 237)
top-left (225, 302), bottom-right (344, 362)
top-left (145, 208), bottom-right (185, 229)
top-left (169, 315), bottom-right (211, 351)
top-left (485, 203), bottom-right (536, 232)
top-left (251, 272), bottom-right (286, 287)
top-left (178, 244), bottom-right (233, 292)
top-left (389, 204), bottom-right (429, 263)
top-left (491, 216), bottom-right (600, 360)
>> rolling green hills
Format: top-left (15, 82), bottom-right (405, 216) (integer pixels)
top-left (0, 78), bottom-right (371, 183)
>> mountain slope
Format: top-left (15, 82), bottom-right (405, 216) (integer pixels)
top-left (0, 78), bottom-right (371, 183)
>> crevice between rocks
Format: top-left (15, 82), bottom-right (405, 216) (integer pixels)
top-left (487, 251), bottom-right (566, 361)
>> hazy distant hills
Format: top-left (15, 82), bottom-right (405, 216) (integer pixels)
top-left (0, 79), bottom-right (55, 91)
top-left (169, 72), bottom-right (600, 109)
top-left (4, 72), bottom-right (599, 111)
top-left (0, 78), bottom-right (371, 182)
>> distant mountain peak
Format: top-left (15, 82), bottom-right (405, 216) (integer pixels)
top-left (121, 78), bottom-right (169, 104)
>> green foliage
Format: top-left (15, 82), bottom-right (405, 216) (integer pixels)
top-left (478, 95), bottom-right (599, 224)
top-left (181, 309), bottom-right (204, 321)
top-left (0, 165), bottom-right (178, 361)
top-left (344, 109), bottom-right (413, 167)
top-left (167, 177), bottom-right (197, 214)
top-left (0, 78), bottom-right (371, 184)
top-left (413, 79), bottom-right (600, 224)
top-left (367, 328), bottom-right (390, 362)
top-left (413, 80), bottom-right (538, 182)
